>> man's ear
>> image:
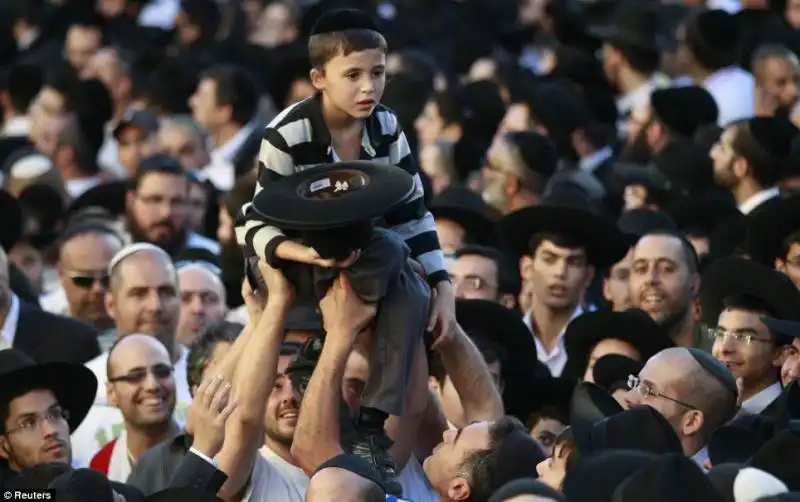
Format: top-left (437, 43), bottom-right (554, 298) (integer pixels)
top-left (0, 436), bottom-right (11, 461)
top-left (447, 476), bottom-right (471, 501)
top-left (107, 381), bottom-right (118, 408)
top-left (310, 67), bottom-right (325, 91)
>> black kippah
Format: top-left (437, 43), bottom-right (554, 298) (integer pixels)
top-left (311, 9), bottom-right (380, 36)
top-left (488, 478), bottom-right (565, 502)
top-left (315, 453), bottom-right (387, 493)
top-left (688, 347), bottom-right (738, 397)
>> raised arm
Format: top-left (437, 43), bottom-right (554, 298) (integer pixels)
top-left (291, 274), bottom-right (378, 475)
top-left (385, 341), bottom-right (429, 472)
top-left (214, 261), bottom-right (292, 501)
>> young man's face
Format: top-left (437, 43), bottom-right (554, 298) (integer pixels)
top-left (313, 49), bottom-right (387, 119)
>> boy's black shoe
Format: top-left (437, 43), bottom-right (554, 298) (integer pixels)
top-left (350, 408), bottom-right (402, 496)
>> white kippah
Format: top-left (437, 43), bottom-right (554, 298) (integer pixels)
top-left (108, 243), bottom-right (172, 275)
top-left (10, 154), bottom-right (52, 179)
top-left (733, 467), bottom-right (787, 502)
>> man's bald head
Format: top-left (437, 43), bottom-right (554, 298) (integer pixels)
top-left (307, 468), bottom-right (385, 502)
top-left (109, 246), bottom-right (176, 294)
top-left (177, 264), bottom-right (224, 299)
top-left (107, 333), bottom-right (171, 376)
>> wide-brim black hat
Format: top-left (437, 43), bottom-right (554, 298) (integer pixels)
top-left (572, 405), bottom-right (684, 456)
top-left (569, 381), bottom-right (623, 428)
top-left (587, 1), bottom-right (665, 51)
top-left (430, 184), bottom-right (498, 247)
top-left (252, 161), bottom-right (416, 231)
top-left (564, 309), bottom-right (675, 379)
top-left (0, 349), bottom-right (96, 432)
top-left (699, 256), bottom-right (800, 327)
top-left (613, 453), bottom-right (727, 502)
top-left (0, 189), bottom-right (22, 251)
top-left (498, 182), bottom-right (628, 268)
top-left (747, 429), bottom-right (800, 491)
top-left (592, 354), bottom-right (644, 395)
top-left (66, 181), bottom-right (129, 219)
top-left (518, 376), bottom-right (576, 425)
top-left (455, 299), bottom-right (539, 419)
top-left (745, 194), bottom-right (800, 267)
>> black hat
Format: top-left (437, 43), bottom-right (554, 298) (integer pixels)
top-left (49, 467), bottom-right (116, 502)
top-left (708, 214), bottom-right (748, 263)
top-left (488, 478), bottom-right (565, 502)
top-left (708, 414), bottom-right (775, 466)
top-left (587, 1), bottom-right (665, 51)
top-left (0, 349), bottom-right (96, 432)
top-left (519, 376), bottom-right (576, 426)
top-left (747, 430), bottom-right (800, 490)
top-left (706, 463), bottom-right (745, 502)
top-left (430, 184), bottom-right (498, 247)
top-left (685, 9), bottom-right (741, 59)
top-left (252, 161), bottom-right (415, 231)
top-left (316, 453), bottom-right (387, 493)
top-left (310, 8), bottom-right (380, 36)
top-left (688, 347), bottom-right (739, 398)
top-left (699, 256), bottom-right (800, 327)
top-left (572, 405), bottom-right (683, 456)
top-left (146, 487), bottom-right (222, 502)
top-left (498, 182), bottom-right (628, 268)
top-left (18, 183), bottom-right (66, 250)
top-left (66, 181), bottom-right (128, 219)
top-left (455, 299), bottom-right (539, 420)
top-left (664, 194), bottom-right (739, 239)
top-left (0, 189), bottom-right (22, 251)
top-left (564, 309), bottom-right (675, 379)
top-left (761, 316), bottom-right (800, 339)
top-left (504, 131), bottom-right (559, 181)
top-left (612, 453), bottom-right (726, 502)
top-left (592, 354), bottom-right (644, 395)
top-left (651, 138), bottom-right (714, 196)
top-left (617, 209), bottom-right (679, 246)
top-left (112, 109), bottom-right (159, 140)
top-left (650, 86), bottom-right (719, 137)
top-left (570, 381), bottom-right (623, 428)
top-left (747, 116), bottom-right (799, 161)
top-left (563, 449), bottom-right (657, 502)
top-left (745, 194), bottom-right (800, 267)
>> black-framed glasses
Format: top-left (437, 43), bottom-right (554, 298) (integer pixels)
top-left (108, 364), bottom-right (174, 384)
top-left (627, 375), bottom-right (698, 410)
top-left (706, 327), bottom-right (773, 346)
top-left (5, 407), bottom-right (70, 436)
top-left (66, 271), bottom-right (110, 289)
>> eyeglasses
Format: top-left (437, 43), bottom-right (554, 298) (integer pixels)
top-left (5, 407), bottom-right (70, 436)
top-left (627, 375), bottom-right (698, 410)
top-left (706, 327), bottom-right (773, 346)
top-left (108, 364), bottom-right (174, 384)
top-left (66, 271), bottom-right (110, 289)
top-left (454, 275), bottom-right (497, 293)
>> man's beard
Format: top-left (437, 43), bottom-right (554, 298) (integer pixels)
top-left (653, 300), bottom-right (691, 340)
top-left (619, 131), bottom-right (652, 164)
top-left (127, 213), bottom-right (187, 257)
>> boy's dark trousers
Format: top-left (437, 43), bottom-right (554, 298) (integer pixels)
top-left (283, 227), bottom-right (430, 417)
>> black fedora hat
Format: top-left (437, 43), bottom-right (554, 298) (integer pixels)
top-left (518, 376), bottom-right (576, 426)
top-left (430, 184), bottom-right (498, 247)
top-left (66, 181), bottom-right (129, 220)
top-left (564, 309), bottom-right (675, 380)
top-left (708, 413), bottom-right (775, 466)
top-left (251, 161), bottom-right (416, 231)
top-left (0, 349), bottom-right (96, 432)
top-left (570, 381), bottom-right (623, 428)
top-left (745, 194), bottom-right (800, 268)
top-left (0, 189), bottom-right (22, 251)
top-left (747, 429), bottom-right (800, 491)
top-left (612, 453), bottom-right (726, 502)
top-left (455, 299), bottom-right (539, 419)
top-left (592, 354), bottom-right (644, 395)
top-left (498, 181), bottom-right (628, 268)
top-left (699, 256), bottom-right (800, 327)
top-left (563, 449), bottom-right (657, 502)
top-left (587, 1), bottom-right (665, 51)
top-left (572, 405), bottom-right (683, 456)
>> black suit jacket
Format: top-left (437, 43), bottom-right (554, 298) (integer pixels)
top-left (169, 449), bottom-right (228, 495)
top-left (13, 301), bottom-right (100, 365)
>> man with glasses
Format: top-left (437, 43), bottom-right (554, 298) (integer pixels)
top-left (624, 346), bottom-right (738, 468)
top-left (126, 154), bottom-right (219, 258)
top-left (450, 245), bottom-right (520, 310)
top-left (90, 334), bottom-right (179, 482)
top-left (176, 262), bottom-right (227, 347)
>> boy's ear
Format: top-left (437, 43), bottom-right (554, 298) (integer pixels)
top-left (310, 68), bottom-right (325, 91)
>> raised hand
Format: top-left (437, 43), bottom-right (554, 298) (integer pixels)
top-left (189, 375), bottom-right (239, 459)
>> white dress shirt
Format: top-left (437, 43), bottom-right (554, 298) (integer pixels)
top-left (523, 306), bottom-right (584, 377)
top-left (741, 382), bottom-right (782, 415)
top-left (201, 122), bottom-right (258, 191)
top-left (0, 294), bottom-right (21, 349)
top-left (703, 67), bottom-right (755, 127)
top-left (738, 187), bottom-right (780, 215)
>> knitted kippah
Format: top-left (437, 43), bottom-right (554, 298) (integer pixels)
top-left (310, 9), bottom-right (380, 36)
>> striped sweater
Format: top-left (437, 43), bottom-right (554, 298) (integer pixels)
top-left (235, 93), bottom-right (448, 286)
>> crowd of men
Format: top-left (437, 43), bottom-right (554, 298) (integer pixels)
top-left (3, 0), bottom-right (800, 500)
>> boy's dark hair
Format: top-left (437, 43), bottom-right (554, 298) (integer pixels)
top-left (308, 29), bottom-right (388, 69)
top-left (187, 321), bottom-right (243, 395)
top-left (301, 221), bottom-right (374, 261)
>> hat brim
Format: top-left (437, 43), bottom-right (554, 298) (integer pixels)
top-left (252, 161), bottom-right (416, 230)
top-left (760, 316), bottom-right (800, 338)
top-left (564, 310), bottom-right (675, 379)
top-left (499, 205), bottom-right (629, 268)
top-left (0, 363), bottom-right (97, 432)
top-left (587, 25), bottom-right (661, 51)
top-left (0, 190), bottom-right (23, 251)
top-left (745, 195), bottom-right (800, 267)
top-left (66, 181), bottom-right (129, 219)
top-left (431, 206), bottom-right (498, 247)
top-left (613, 163), bottom-right (671, 191)
top-left (517, 376), bottom-right (577, 422)
top-left (455, 299), bottom-right (539, 419)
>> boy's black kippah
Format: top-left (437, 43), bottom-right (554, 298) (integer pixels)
top-left (311, 8), bottom-right (380, 36)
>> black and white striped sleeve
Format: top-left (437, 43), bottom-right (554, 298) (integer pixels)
top-left (378, 111), bottom-right (449, 286)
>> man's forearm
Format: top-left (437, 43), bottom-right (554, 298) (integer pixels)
top-left (438, 325), bottom-right (504, 421)
top-left (291, 331), bottom-right (353, 475)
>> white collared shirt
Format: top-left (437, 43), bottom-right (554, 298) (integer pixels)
top-left (65, 177), bottom-right (103, 199)
top-left (579, 146), bottom-right (613, 174)
top-left (738, 186), bottom-right (780, 215)
top-left (523, 306), bottom-right (584, 377)
top-left (0, 294), bottom-right (21, 348)
top-left (209, 122), bottom-right (257, 165)
top-left (702, 67), bottom-right (755, 126)
top-left (1, 116), bottom-right (31, 137)
top-left (741, 382), bottom-right (782, 415)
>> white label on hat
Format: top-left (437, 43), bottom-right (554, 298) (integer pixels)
top-left (309, 178), bottom-right (331, 193)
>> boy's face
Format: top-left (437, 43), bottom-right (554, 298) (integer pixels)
top-left (312, 48), bottom-right (387, 119)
